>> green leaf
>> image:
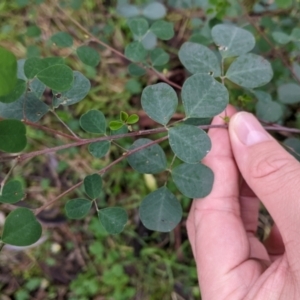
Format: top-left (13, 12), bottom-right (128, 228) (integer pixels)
top-left (128, 63), bottom-right (146, 76)
top-left (98, 207), bottom-right (128, 234)
top-left (277, 83), bottom-right (300, 104)
top-left (29, 78), bottom-right (46, 99)
top-left (120, 111), bottom-right (128, 122)
top-left (141, 31), bottom-right (157, 50)
top-left (169, 125), bottom-right (211, 163)
top-left (0, 120), bottom-right (27, 153)
top-left (76, 46), bottom-right (100, 67)
top-left (291, 28), bottom-right (300, 41)
top-left (211, 24), bottom-right (255, 58)
top-left (126, 114), bottom-right (139, 124)
top-left (178, 42), bottom-right (221, 76)
top-left (0, 47), bottom-right (17, 97)
top-left (26, 25), bottom-right (41, 37)
top-left (150, 48), bottom-right (170, 66)
top-left (65, 198), bottom-right (92, 219)
top-left (254, 91), bottom-right (283, 122)
top-left (182, 73), bottom-right (229, 118)
top-left (42, 57), bottom-right (65, 67)
top-left (117, 4), bottom-right (140, 18)
top-left (142, 2), bottom-right (166, 20)
top-left (139, 187), bottom-right (182, 232)
top-left (275, 0), bottom-right (292, 8)
top-left (52, 71), bottom-right (91, 107)
top-left (0, 181), bottom-right (24, 204)
top-left (141, 83), bottom-right (178, 125)
top-left (37, 64), bottom-right (74, 91)
top-left (109, 120), bottom-right (124, 131)
top-left (84, 174), bottom-right (102, 199)
top-left (284, 138), bottom-right (300, 161)
top-left (127, 17), bottom-right (149, 38)
top-left (184, 118), bottom-right (211, 126)
top-left (127, 138), bottom-right (167, 174)
top-left (172, 163), bottom-right (214, 198)
top-left (80, 110), bottom-right (106, 134)
top-left (226, 54), bottom-right (273, 88)
top-left (0, 79), bottom-right (26, 103)
top-left (125, 41), bottom-right (147, 62)
top-left (0, 92), bottom-right (49, 122)
top-left (88, 141), bottom-right (110, 158)
top-left (110, 124), bottom-right (128, 135)
top-left (272, 31), bottom-right (290, 45)
top-left (24, 57), bottom-right (48, 79)
top-left (2, 208), bottom-right (42, 246)
top-left (51, 32), bottom-right (73, 48)
top-left (150, 20), bottom-right (174, 40)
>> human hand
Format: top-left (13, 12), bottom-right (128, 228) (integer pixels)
top-left (187, 106), bottom-right (300, 300)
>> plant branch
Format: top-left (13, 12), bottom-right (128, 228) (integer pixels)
top-left (22, 119), bottom-right (80, 141)
top-left (0, 161), bottom-right (18, 194)
top-left (34, 135), bottom-right (167, 215)
top-left (55, 3), bottom-right (182, 91)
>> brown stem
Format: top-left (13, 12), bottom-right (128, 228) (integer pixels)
top-left (34, 136), bottom-right (167, 214)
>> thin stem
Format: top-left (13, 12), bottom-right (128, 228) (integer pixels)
top-left (22, 119), bottom-right (80, 141)
top-left (0, 242), bottom-right (4, 253)
top-left (35, 136), bottom-right (167, 214)
top-left (93, 200), bottom-right (99, 212)
top-left (0, 160), bottom-right (18, 194)
top-left (50, 110), bottom-right (81, 139)
top-left (17, 124), bottom-right (227, 163)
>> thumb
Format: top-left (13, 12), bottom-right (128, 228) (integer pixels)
top-left (229, 112), bottom-right (300, 251)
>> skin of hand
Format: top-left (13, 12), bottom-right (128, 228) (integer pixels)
top-left (187, 105), bottom-right (300, 300)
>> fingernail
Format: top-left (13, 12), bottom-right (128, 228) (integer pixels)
top-left (231, 112), bottom-right (271, 146)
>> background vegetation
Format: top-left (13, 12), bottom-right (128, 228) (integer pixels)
top-left (1, 0), bottom-right (300, 299)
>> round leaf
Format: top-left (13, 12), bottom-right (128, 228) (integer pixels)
top-left (98, 207), bottom-right (128, 234)
top-left (89, 141), bottom-right (110, 158)
top-left (139, 187), bottom-right (182, 232)
top-left (2, 208), bottom-right (42, 246)
top-left (24, 57), bottom-right (48, 79)
top-left (169, 125), bottom-right (211, 163)
top-left (52, 71), bottom-right (91, 107)
top-left (272, 31), bottom-right (290, 45)
top-left (254, 91), bottom-right (283, 122)
top-left (76, 46), bottom-right (100, 67)
top-left (142, 2), bottom-right (166, 20)
top-left (0, 47), bottom-right (17, 97)
top-left (65, 198), bottom-right (92, 219)
top-left (150, 20), bottom-right (174, 40)
top-left (0, 79), bottom-right (26, 103)
top-left (278, 83), bottom-right (300, 104)
top-left (0, 92), bottom-right (49, 122)
top-left (109, 120), bottom-right (124, 131)
top-left (37, 64), bottom-right (74, 91)
top-left (80, 110), bottom-right (106, 134)
top-left (172, 163), bottom-right (214, 198)
top-left (141, 83), bottom-right (178, 125)
top-left (120, 111), bottom-right (128, 122)
top-left (125, 41), bottom-right (147, 62)
top-left (128, 63), bottom-right (146, 76)
top-left (117, 4), bottom-right (140, 18)
top-left (178, 42), bottom-right (221, 76)
top-left (29, 78), bottom-right (46, 99)
top-left (126, 114), bottom-right (139, 124)
top-left (141, 31), bottom-right (157, 50)
top-left (181, 73), bottom-right (229, 118)
top-left (226, 54), bottom-right (273, 88)
top-left (150, 48), bottom-right (170, 66)
top-left (0, 180), bottom-right (24, 204)
top-left (127, 138), bottom-right (167, 174)
top-left (0, 119), bottom-right (27, 153)
top-left (127, 18), bottom-right (149, 38)
top-left (211, 24), bottom-right (255, 58)
top-left (84, 174), bottom-right (102, 199)
top-left (51, 32), bottom-right (73, 48)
